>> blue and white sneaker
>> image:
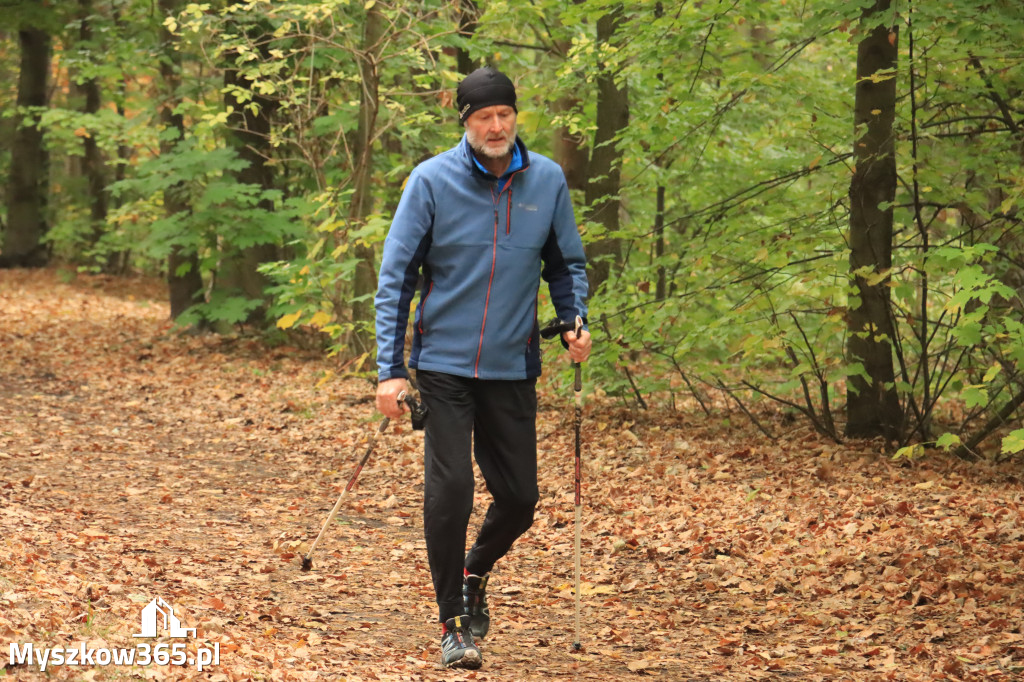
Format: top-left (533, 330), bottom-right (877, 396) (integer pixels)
top-left (441, 615), bottom-right (482, 669)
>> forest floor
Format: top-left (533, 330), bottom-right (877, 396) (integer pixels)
top-left (1, 267), bottom-right (1022, 682)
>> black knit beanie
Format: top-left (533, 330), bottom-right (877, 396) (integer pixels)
top-left (456, 67), bottom-right (517, 122)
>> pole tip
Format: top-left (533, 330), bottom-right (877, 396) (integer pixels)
top-left (572, 641), bottom-right (582, 652)
top-left (300, 557), bottom-right (313, 572)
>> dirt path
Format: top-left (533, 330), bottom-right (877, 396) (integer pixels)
top-left (2, 268), bottom-right (1023, 681)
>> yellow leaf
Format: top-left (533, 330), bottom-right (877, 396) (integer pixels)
top-left (983, 363), bottom-right (1002, 383)
top-left (277, 312), bottom-right (302, 330)
top-left (308, 311), bottom-right (332, 328)
top-left (865, 268), bottom-right (892, 286)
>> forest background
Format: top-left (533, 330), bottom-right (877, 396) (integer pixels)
top-left (2, 0), bottom-right (1024, 459)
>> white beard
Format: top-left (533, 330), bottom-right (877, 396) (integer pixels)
top-left (467, 124), bottom-right (517, 160)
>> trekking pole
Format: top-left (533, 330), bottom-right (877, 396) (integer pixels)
top-left (301, 391), bottom-right (427, 572)
top-left (571, 316), bottom-right (584, 652)
top-left (540, 316), bottom-right (585, 651)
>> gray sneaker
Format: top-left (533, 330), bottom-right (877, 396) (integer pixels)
top-left (441, 615), bottom-right (482, 669)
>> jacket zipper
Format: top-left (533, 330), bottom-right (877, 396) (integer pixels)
top-left (475, 170), bottom-right (524, 376)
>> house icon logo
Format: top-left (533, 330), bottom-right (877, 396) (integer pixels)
top-left (133, 597), bottom-right (196, 638)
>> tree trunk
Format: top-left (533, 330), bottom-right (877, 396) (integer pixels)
top-left (2, 27), bottom-right (51, 268)
top-left (218, 3), bottom-right (279, 323)
top-left (653, 2), bottom-right (666, 301)
top-left (159, 0), bottom-right (203, 320)
top-left (346, 5), bottom-right (385, 359)
top-left (455, 0), bottom-right (478, 76)
top-left (552, 37), bottom-right (588, 192)
top-left (845, 0), bottom-right (902, 440)
top-left (584, 6), bottom-right (629, 295)
top-left (75, 0), bottom-right (111, 268)
top-left (104, 2), bottom-right (133, 272)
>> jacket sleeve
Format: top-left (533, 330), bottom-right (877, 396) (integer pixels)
top-left (375, 169), bottom-right (434, 381)
top-left (540, 177), bottom-right (589, 328)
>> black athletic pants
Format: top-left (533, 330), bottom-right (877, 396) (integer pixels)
top-left (417, 370), bottom-right (540, 623)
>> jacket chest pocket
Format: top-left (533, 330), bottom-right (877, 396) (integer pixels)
top-left (503, 200), bottom-right (551, 250)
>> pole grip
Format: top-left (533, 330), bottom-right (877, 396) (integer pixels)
top-left (572, 315), bottom-right (583, 392)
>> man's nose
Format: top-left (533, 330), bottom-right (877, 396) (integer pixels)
top-left (487, 115), bottom-right (503, 132)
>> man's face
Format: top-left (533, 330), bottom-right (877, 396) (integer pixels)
top-left (464, 105), bottom-right (517, 160)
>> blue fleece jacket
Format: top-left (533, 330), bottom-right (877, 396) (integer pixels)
top-left (375, 134), bottom-right (589, 381)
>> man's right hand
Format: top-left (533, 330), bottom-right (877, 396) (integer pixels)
top-left (376, 377), bottom-right (409, 419)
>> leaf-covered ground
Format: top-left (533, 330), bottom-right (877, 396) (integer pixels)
top-left (1, 268), bottom-right (1022, 681)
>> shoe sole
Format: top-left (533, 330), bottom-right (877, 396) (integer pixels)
top-left (444, 648), bottom-right (482, 670)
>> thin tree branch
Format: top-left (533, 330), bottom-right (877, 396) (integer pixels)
top-left (717, 379), bottom-right (778, 441)
top-left (954, 386), bottom-right (1024, 461)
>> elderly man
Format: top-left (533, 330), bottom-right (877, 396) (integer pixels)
top-left (374, 66), bottom-right (591, 669)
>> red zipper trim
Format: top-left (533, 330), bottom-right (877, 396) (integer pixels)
top-left (498, 170), bottom-right (524, 235)
top-left (417, 281), bottom-right (434, 334)
top-left (527, 297), bottom-right (538, 350)
top-left (474, 209), bottom-right (499, 377)
top-left (506, 185), bottom-right (513, 235)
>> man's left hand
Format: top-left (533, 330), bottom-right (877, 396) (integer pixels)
top-left (562, 328), bottom-right (591, 364)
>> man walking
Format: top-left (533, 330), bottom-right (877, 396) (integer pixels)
top-left (374, 66), bottom-right (591, 669)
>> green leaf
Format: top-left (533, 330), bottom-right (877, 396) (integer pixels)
top-left (1002, 429), bottom-right (1024, 455)
top-left (963, 385), bottom-right (988, 410)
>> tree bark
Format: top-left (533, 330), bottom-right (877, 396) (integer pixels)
top-left (74, 0), bottom-right (111, 268)
top-left (552, 37), bottom-right (588, 192)
top-left (346, 5), bottom-right (385, 359)
top-left (653, 2), bottom-right (666, 300)
top-left (218, 3), bottom-right (279, 322)
top-left (845, 0), bottom-right (902, 440)
top-left (159, 0), bottom-right (203, 320)
top-left (2, 27), bottom-right (51, 268)
top-left (455, 0), bottom-right (479, 76)
top-left (584, 5), bottom-right (629, 295)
